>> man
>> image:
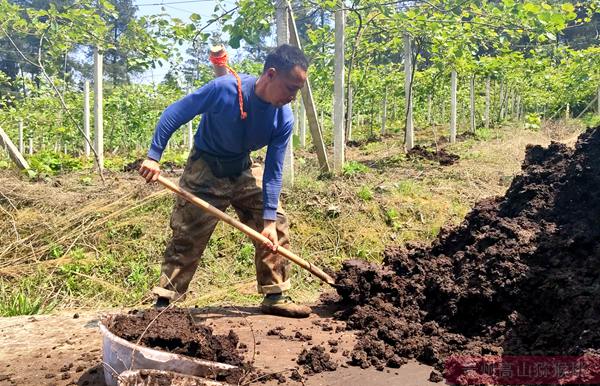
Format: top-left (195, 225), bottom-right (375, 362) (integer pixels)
top-left (139, 44), bottom-right (311, 318)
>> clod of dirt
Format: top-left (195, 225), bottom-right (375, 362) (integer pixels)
top-left (266, 326), bottom-right (285, 337)
top-left (293, 331), bottom-right (313, 341)
top-left (429, 370), bottom-right (443, 382)
top-left (333, 127), bottom-right (600, 382)
top-left (290, 368), bottom-right (304, 382)
top-left (296, 346), bottom-right (338, 374)
top-left (407, 145), bottom-right (460, 165)
top-left (105, 308), bottom-right (243, 366)
top-left (266, 326), bottom-right (312, 342)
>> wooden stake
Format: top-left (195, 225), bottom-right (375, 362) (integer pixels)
top-left (450, 70), bottom-right (457, 143)
top-left (381, 85), bottom-right (387, 135)
top-left (93, 47), bottom-right (104, 171)
top-left (84, 80), bottom-right (91, 157)
top-left (485, 77), bottom-right (490, 129)
top-left (470, 75), bottom-right (476, 132)
top-left (277, 0), bottom-right (294, 187)
top-left (299, 100), bottom-right (306, 147)
top-left (404, 33), bottom-right (414, 150)
top-left (333, 3), bottom-right (345, 172)
top-left (287, 1), bottom-right (330, 173)
top-left (0, 126), bottom-right (29, 170)
top-left (18, 120), bottom-right (24, 154)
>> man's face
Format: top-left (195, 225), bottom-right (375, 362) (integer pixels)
top-left (264, 65), bottom-right (307, 107)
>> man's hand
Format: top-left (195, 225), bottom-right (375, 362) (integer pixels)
top-left (261, 220), bottom-right (278, 252)
top-left (139, 158), bottom-right (161, 183)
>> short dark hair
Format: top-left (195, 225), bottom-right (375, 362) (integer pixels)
top-left (263, 44), bottom-right (309, 74)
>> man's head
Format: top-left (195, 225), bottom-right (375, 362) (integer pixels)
top-left (258, 44), bottom-right (309, 107)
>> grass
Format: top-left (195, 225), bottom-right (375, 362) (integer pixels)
top-left (0, 122), bottom-right (575, 315)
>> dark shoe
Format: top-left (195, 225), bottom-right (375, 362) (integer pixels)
top-left (260, 294), bottom-right (311, 318)
top-left (154, 296), bottom-right (170, 309)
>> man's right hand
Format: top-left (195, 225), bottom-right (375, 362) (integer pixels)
top-left (139, 158), bottom-right (161, 183)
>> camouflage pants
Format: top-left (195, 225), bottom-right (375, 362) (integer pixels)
top-left (152, 151), bottom-right (292, 301)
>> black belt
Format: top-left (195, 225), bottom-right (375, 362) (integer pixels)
top-left (191, 148), bottom-right (251, 178)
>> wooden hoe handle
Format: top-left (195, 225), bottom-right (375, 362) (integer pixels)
top-left (156, 175), bottom-right (337, 286)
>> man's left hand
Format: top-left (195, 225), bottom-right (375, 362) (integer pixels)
top-left (261, 220), bottom-right (278, 252)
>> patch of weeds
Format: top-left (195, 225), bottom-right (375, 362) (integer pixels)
top-left (59, 261), bottom-right (93, 294)
top-left (28, 150), bottom-right (86, 175)
top-left (160, 149), bottom-right (188, 167)
top-left (234, 242), bottom-right (255, 275)
top-left (384, 208), bottom-right (400, 229)
top-left (350, 240), bottom-right (381, 261)
top-left (357, 186), bottom-right (374, 201)
top-left (427, 224), bottom-right (442, 239)
top-left (45, 243), bottom-right (64, 260)
top-left (524, 113), bottom-right (541, 130)
top-left (361, 140), bottom-right (383, 155)
top-left (581, 113), bottom-right (600, 128)
top-left (394, 180), bottom-right (422, 197)
top-left (460, 150), bottom-right (483, 160)
top-left (104, 155), bottom-right (135, 171)
top-left (450, 199), bottom-right (469, 219)
top-left (475, 127), bottom-right (495, 141)
top-left (0, 275), bottom-right (56, 316)
top-left (342, 161), bottom-right (370, 176)
top-left (125, 259), bottom-right (159, 297)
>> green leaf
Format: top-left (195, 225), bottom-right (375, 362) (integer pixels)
top-left (561, 3), bottom-right (575, 13)
top-left (523, 3), bottom-right (541, 14)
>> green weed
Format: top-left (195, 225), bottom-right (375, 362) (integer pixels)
top-left (475, 127), bottom-right (495, 141)
top-left (28, 150), bottom-right (87, 175)
top-left (342, 161), bottom-right (370, 176)
top-left (384, 208), bottom-right (400, 229)
top-left (395, 180), bottom-right (422, 197)
top-left (0, 277), bottom-right (56, 317)
top-left (357, 186), bottom-right (374, 201)
top-left (234, 242), bottom-right (255, 275)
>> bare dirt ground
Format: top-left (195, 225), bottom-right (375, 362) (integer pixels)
top-left (0, 305), bottom-right (435, 386)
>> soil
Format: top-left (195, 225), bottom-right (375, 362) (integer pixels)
top-left (333, 126), bottom-right (600, 382)
top-left (406, 145), bottom-right (460, 165)
top-left (105, 308), bottom-right (244, 367)
top-left (296, 346), bottom-right (338, 375)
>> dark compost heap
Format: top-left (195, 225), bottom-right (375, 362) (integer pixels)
top-left (407, 145), bottom-right (460, 166)
top-left (334, 127), bottom-right (600, 381)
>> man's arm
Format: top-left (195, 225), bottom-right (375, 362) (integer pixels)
top-left (140, 82), bottom-right (217, 182)
top-left (148, 82), bottom-right (217, 161)
top-left (260, 120), bottom-right (293, 251)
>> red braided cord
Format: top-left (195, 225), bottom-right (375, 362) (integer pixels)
top-left (209, 52), bottom-right (247, 120)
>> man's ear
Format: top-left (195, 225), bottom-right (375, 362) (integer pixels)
top-left (265, 67), bottom-right (277, 79)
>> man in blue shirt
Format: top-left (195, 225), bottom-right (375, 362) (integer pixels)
top-left (139, 44), bottom-right (311, 318)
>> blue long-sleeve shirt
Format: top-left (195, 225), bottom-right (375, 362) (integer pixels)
top-left (148, 74), bottom-right (294, 220)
